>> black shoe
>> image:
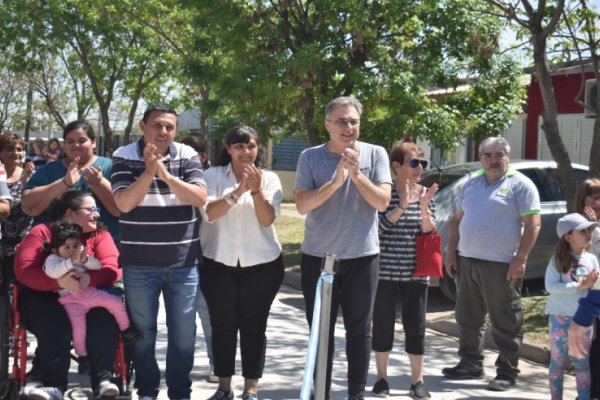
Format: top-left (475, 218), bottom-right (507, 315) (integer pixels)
top-left (371, 378), bottom-right (389, 397)
top-left (409, 381), bottom-right (431, 399)
top-left (207, 389), bottom-right (234, 400)
top-left (487, 375), bottom-right (516, 391)
top-left (77, 356), bottom-right (91, 375)
top-left (441, 364), bottom-right (484, 380)
top-left (120, 326), bottom-right (140, 342)
top-left (347, 395), bottom-right (364, 400)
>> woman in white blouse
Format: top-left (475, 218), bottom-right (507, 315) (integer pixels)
top-left (200, 125), bottom-right (284, 400)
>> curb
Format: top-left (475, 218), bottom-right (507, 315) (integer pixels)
top-left (425, 319), bottom-right (550, 366)
top-left (282, 270), bottom-right (550, 366)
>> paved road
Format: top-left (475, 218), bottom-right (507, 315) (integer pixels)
top-left (22, 284), bottom-right (575, 399)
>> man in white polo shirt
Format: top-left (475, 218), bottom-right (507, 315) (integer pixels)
top-left (441, 136), bottom-right (541, 392)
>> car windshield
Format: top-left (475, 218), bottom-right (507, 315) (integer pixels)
top-left (420, 163), bottom-right (480, 190)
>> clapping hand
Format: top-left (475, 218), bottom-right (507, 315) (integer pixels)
top-left (420, 183), bottom-right (438, 209)
top-left (341, 148), bottom-right (360, 178)
top-left (83, 165), bottom-right (103, 186)
top-left (64, 156), bottom-right (83, 187)
top-left (143, 143), bottom-right (161, 176)
top-left (21, 161), bottom-right (35, 184)
top-left (578, 270), bottom-right (599, 291)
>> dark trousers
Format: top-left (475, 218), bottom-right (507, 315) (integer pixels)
top-left (372, 280), bottom-right (428, 355)
top-left (455, 256), bottom-right (523, 380)
top-left (301, 253), bottom-right (379, 397)
top-left (19, 288), bottom-right (118, 391)
top-left (200, 255), bottom-right (284, 379)
top-left (590, 318), bottom-right (600, 397)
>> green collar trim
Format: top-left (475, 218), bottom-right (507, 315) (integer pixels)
top-left (474, 165), bottom-right (517, 177)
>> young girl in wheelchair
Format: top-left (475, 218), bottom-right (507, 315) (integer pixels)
top-left (43, 220), bottom-right (137, 375)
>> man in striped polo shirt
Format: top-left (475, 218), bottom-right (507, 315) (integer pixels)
top-left (110, 104), bottom-right (207, 400)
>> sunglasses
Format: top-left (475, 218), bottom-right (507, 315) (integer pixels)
top-left (77, 206), bottom-right (101, 214)
top-left (586, 195), bottom-right (600, 203)
top-left (408, 159), bottom-right (428, 169)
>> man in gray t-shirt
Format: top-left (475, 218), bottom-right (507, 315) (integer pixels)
top-left (294, 96), bottom-right (391, 400)
top-left (441, 136), bottom-right (541, 392)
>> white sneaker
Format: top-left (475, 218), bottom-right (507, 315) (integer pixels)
top-left (27, 387), bottom-right (63, 400)
top-left (98, 381), bottom-right (119, 397)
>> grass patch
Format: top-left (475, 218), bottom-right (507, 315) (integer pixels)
top-left (522, 295), bottom-right (549, 344)
top-left (275, 214), bottom-right (304, 272)
top-left (444, 295), bottom-right (549, 345)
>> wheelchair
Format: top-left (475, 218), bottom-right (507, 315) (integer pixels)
top-left (0, 253), bottom-right (133, 399)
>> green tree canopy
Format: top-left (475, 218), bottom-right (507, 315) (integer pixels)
top-left (184, 0), bottom-right (526, 150)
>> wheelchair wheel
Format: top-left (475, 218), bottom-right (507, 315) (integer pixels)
top-left (0, 293), bottom-right (10, 383)
top-left (0, 379), bottom-right (19, 400)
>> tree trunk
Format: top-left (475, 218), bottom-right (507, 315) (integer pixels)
top-left (24, 85), bottom-right (33, 143)
top-left (532, 34), bottom-right (578, 210)
top-left (590, 53), bottom-right (600, 178)
top-left (123, 83), bottom-right (145, 146)
top-left (200, 86), bottom-right (210, 137)
top-left (302, 91), bottom-right (320, 146)
top-left (100, 106), bottom-right (113, 157)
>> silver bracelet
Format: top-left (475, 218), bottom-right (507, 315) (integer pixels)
top-left (223, 193), bottom-right (236, 206)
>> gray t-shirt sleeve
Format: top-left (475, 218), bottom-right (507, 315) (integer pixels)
top-left (371, 145), bottom-right (392, 185)
top-left (294, 149), bottom-right (316, 191)
top-left (514, 173), bottom-right (541, 215)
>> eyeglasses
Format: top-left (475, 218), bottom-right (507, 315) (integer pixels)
top-left (77, 206), bottom-right (100, 214)
top-left (586, 195), bottom-right (600, 203)
top-left (332, 119), bottom-right (360, 128)
top-left (408, 159), bottom-right (428, 169)
top-left (482, 152), bottom-right (507, 159)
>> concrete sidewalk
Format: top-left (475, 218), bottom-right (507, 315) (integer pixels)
top-left (24, 284), bottom-right (575, 399)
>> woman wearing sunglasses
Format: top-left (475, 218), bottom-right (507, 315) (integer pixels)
top-left (370, 143), bottom-right (438, 399)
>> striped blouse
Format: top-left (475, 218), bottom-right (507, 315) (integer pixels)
top-left (378, 183), bottom-right (436, 283)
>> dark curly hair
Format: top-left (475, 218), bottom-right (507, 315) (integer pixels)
top-left (48, 220), bottom-right (82, 251)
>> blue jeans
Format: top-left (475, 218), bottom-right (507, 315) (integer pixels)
top-left (124, 266), bottom-right (199, 400)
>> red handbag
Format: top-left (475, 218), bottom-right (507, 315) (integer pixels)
top-left (413, 232), bottom-right (443, 278)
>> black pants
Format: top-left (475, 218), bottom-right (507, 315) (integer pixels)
top-left (19, 288), bottom-right (118, 391)
top-left (372, 280), bottom-right (428, 355)
top-left (590, 318), bottom-right (600, 397)
top-left (200, 255), bottom-right (284, 379)
top-left (301, 253), bottom-right (379, 398)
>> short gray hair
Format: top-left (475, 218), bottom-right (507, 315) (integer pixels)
top-left (325, 96), bottom-right (363, 118)
top-left (478, 136), bottom-right (511, 157)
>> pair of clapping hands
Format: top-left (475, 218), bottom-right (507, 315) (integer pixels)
top-left (58, 245), bottom-right (90, 294)
top-left (577, 269), bottom-right (599, 291)
top-left (64, 156), bottom-right (104, 187)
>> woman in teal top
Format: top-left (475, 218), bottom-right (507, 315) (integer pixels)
top-left (21, 120), bottom-right (120, 242)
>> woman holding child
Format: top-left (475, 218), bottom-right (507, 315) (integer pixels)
top-left (14, 190), bottom-right (121, 400)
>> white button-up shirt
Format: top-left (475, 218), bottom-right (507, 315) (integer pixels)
top-left (199, 164), bottom-right (283, 267)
